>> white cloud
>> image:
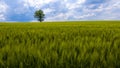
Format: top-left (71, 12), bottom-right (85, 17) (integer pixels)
top-left (43, 8), bottom-right (54, 14)
top-left (74, 0), bottom-right (120, 20)
top-left (0, 15), bottom-right (5, 20)
top-left (44, 0), bottom-right (86, 21)
top-left (46, 13), bottom-right (65, 21)
top-left (22, 0), bottom-right (57, 9)
top-left (1, 0), bottom-right (120, 21)
top-left (0, 1), bottom-right (8, 21)
top-left (74, 13), bottom-right (95, 19)
top-left (16, 0), bottom-right (120, 21)
top-left (96, 0), bottom-right (120, 19)
top-left (65, 0), bottom-right (85, 9)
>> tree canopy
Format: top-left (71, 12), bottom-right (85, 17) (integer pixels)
top-left (34, 10), bottom-right (45, 22)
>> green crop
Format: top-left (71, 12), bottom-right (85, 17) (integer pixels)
top-left (0, 21), bottom-right (120, 68)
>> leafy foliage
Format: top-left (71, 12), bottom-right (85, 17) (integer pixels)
top-left (34, 10), bottom-right (45, 22)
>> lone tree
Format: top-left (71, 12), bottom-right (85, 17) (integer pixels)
top-left (34, 9), bottom-right (45, 22)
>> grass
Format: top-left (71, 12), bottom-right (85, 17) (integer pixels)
top-left (0, 21), bottom-right (120, 68)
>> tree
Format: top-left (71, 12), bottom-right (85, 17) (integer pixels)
top-left (34, 9), bottom-right (45, 22)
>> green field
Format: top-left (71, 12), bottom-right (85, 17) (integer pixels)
top-left (0, 21), bottom-right (120, 68)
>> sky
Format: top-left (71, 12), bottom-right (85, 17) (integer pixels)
top-left (0, 0), bottom-right (120, 22)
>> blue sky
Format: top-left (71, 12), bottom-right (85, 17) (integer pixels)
top-left (0, 0), bottom-right (120, 22)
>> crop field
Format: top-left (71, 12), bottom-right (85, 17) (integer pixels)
top-left (0, 21), bottom-right (120, 68)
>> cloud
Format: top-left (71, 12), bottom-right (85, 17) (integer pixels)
top-left (0, 0), bottom-right (120, 22)
top-left (63, 0), bottom-right (85, 10)
top-left (43, 0), bottom-right (86, 21)
top-left (43, 8), bottom-right (54, 14)
top-left (0, 15), bottom-right (5, 21)
top-left (22, 0), bottom-right (57, 9)
top-left (41, 0), bottom-right (120, 21)
top-left (0, 1), bottom-right (8, 21)
top-left (82, 0), bottom-right (120, 20)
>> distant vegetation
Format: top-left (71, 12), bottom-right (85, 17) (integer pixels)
top-left (0, 21), bottom-right (120, 68)
top-left (34, 9), bottom-right (45, 22)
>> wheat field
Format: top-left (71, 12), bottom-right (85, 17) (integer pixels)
top-left (0, 21), bottom-right (120, 68)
